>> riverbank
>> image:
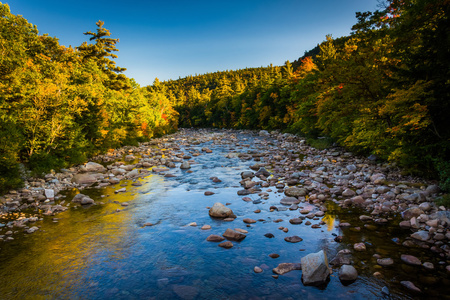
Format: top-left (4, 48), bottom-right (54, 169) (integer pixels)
top-left (0, 128), bottom-right (448, 298)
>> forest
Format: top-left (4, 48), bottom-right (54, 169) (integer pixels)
top-left (0, 0), bottom-right (449, 194)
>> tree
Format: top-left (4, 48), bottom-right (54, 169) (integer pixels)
top-left (77, 21), bottom-right (130, 90)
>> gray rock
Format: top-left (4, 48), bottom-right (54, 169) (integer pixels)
top-left (44, 189), bottom-right (55, 199)
top-left (401, 207), bottom-right (424, 220)
top-left (342, 189), bottom-right (356, 197)
top-left (346, 164), bottom-right (357, 172)
top-left (430, 211), bottom-right (450, 225)
top-left (418, 202), bottom-right (432, 212)
top-left (301, 250), bottom-right (331, 286)
top-left (82, 162), bottom-right (106, 173)
top-left (180, 161), bottom-right (191, 169)
top-left (72, 193), bottom-right (87, 203)
top-left (339, 265), bottom-right (358, 282)
top-left (259, 130), bottom-right (270, 136)
top-left (25, 226), bottom-right (39, 234)
top-left (124, 155), bottom-right (136, 161)
top-left (80, 196), bottom-right (94, 205)
top-left (255, 167), bottom-right (271, 177)
top-left (426, 184), bottom-right (440, 195)
top-left (241, 171), bottom-right (255, 179)
top-left (209, 203), bottom-right (233, 218)
top-left (410, 230), bottom-right (429, 241)
top-left (72, 173), bottom-right (97, 185)
top-left (329, 252), bottom-right (351, 266)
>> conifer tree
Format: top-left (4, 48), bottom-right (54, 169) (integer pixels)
top-left (77, 20), bottom-right (130, 90)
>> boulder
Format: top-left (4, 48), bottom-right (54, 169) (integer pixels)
top-left (72, 173), bottom-right (97, 185)
top-left (401, 207), bottom-right (424, 220)
top-left (180, 161), bottom-right (191, 169)
top-left (209, 203), bottom-right (233, 218)
top-left (410, 230), bottom-right (429, 241)
top-left (329, 250), bottom-right (352, 267)
top-left (255, 167), bottom-right (271, 177)
top-left (342, 189), bottom-right (356, 197)
top-left (81, 162), bottom-right (106, 173)
top-left (80, 196), bottom-right (95, 205)
top-left (25, 226), bottom-right (39, 234)
top-left (44, 189), bottom-right (55, 199)
top-left (259, 130), bottom-right (270, 136)
top-left (301, 250), bottom-right (331, 286)
top-left (241, 171), bottom-right (255, 179)
top-left (72, 193), bottom-right (87, 203)
top-left (339, 265), bottom-right (358, 283)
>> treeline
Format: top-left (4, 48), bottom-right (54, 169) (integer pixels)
top-left (0, 3), bottom-right (177, 192)
top-left (155, 0), bottom-right (449, 189)
top-left (1, 0), bottom-right (449, 193)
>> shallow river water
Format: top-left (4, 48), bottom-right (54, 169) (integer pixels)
top-left (0, 130), bottom-right (449, 299)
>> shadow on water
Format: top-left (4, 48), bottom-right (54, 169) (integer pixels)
top-left (0, 132), bottom-right (449, 299)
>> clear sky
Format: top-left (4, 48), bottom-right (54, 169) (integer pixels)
top-left (7, 0), bottom-right (380, 86)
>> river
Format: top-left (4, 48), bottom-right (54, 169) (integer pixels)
top-left (0, 129), bottom-right (448, 299)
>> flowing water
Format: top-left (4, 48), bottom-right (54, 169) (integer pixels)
top-left (0, 131), bottom-right (449, 299)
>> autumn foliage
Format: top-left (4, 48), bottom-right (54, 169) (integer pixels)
top-left (0, 3), bottom-right (177, 191)
top-left (1, 0), bottom-right (449, 192)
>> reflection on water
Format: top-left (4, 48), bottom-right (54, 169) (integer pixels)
top-left (0, 133), bottom-right (449, 299)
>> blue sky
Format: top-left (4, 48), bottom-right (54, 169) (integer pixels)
top-left (7, 0), bottom-right (380, 86)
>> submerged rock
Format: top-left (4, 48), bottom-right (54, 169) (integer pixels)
top-left (284, 236), bottom-right (303, 243)
top-left (272, 263), bottom-right (302, 275)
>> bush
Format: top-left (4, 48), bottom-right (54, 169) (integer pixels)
top-left (435, 158), bottom-right (450, 192)
top-left (0, 155), bottom-right (23, 193)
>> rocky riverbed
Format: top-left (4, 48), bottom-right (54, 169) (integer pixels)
top-left (0, 128), bottom-right (449, 299)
